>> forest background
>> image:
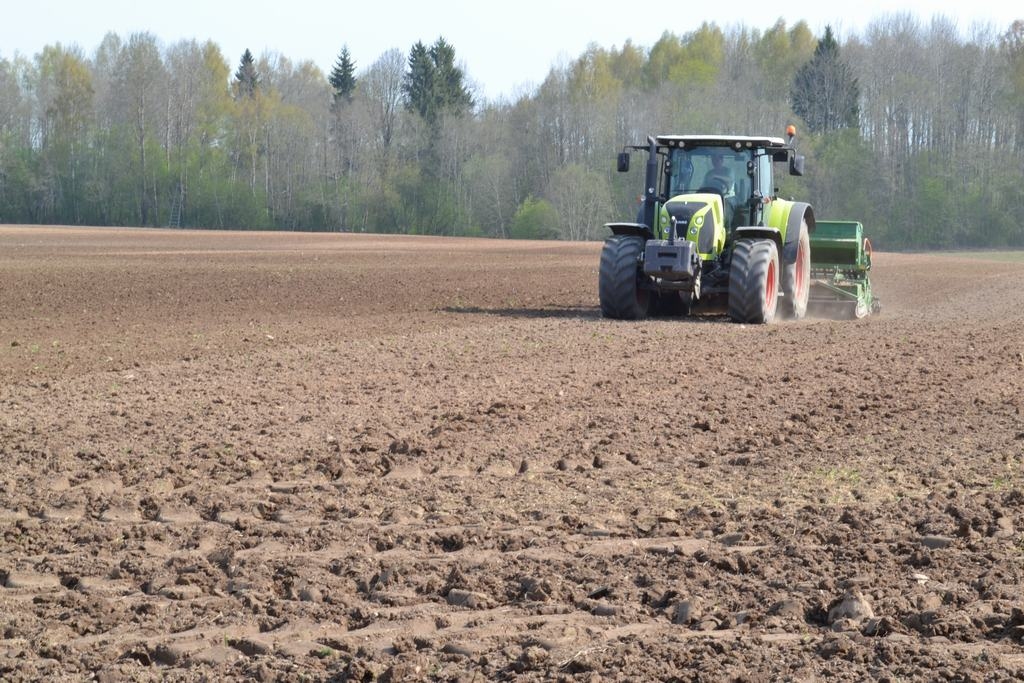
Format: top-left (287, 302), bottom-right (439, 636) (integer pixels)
top-left (1, 16), bottom-right (1023, 249)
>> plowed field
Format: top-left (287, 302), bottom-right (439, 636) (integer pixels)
top-left (2, 226), bottom-right (1023, 681)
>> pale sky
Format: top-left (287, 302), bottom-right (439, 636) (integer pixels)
top-left (1, 0), bottom-right (1018, 101)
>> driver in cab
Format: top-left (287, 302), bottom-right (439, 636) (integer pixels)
top-left (701, 150), bottom-right (737, 228)
top-left (703, 150), bottom-right (735, 197)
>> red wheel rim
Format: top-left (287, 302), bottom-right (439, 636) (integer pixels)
top-left (765, 258), bottom-right (776, 307)
top-left (796, 239), bottom-right (808, 301)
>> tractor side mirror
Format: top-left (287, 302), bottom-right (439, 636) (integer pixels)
top-left (617, 152), bottom-right (630, 173)
top-left (789, 154), bottom-right (805, 177)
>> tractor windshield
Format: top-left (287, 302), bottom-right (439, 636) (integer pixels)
top-left (668, 147), bottom-right (752, 199)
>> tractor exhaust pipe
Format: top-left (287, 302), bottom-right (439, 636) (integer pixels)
top-left (642, 136), bottom-right (658, 231)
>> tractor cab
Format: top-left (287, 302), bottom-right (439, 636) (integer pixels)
top-left (616, 134), bottom-right (803, 251)
top-left (654, 135), bottom-right (800, 237)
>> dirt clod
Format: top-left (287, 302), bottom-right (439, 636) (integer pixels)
top-left (827, 590), bottom-right (874, 624)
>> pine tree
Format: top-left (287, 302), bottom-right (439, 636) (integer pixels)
top-left (234, 48), bottom-right (259, 99)
top-left (791, 26), bottom-right (859, 133)
top-left (403, 41), bottom-right (435, 121)
top-left (429, 37), bottom-right (473, 115)
top-left (329, 46), bottom-right (357, 104)
top-left (403, 37), bottom-right (473, 125)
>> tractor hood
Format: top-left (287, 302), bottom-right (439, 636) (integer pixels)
top-left (664, 193), bottom-right (720, 224)
top-left (659, 193), bottom-right (726, 258)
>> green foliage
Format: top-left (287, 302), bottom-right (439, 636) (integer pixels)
top-left (402, 38), bottom-right (472, 126)
top-left (0, 145), bottom-right (40, 222)
top-left (398, 170), bottom-right (442, 233)
top-left (791, 26), bottom-right (859, 133)
top-left (755, 20), bottom-right (815, 92)
top-left (675, 23), bottom-right (724, 87)
top-left (429, 38), bottom-right (473, 115)
top-left (903, 160), bottom-right (956, 249)
top-left (403, 42), bottom-right (434, 121)
top-left (510, 197), bottom-right (559, 240)
top-left (460, 151), bottom-right (516, 238)
top-left (642, 25), bottom-right (724, 90)
top-left (644, 32), bottom-right (682, 88)
top-left (234, 49), bottom-right (259, 99)
top-left (329, 46), bottom-right (357, 104)
top-left (1003, 21), bottom-right (1024, 96)
top-left (570, 44), bottom-right (626, 102)
top-left (1002, 21), bottom-right (1024, 154)
top-left (549, 164), bottom-right (613, 241)
top-left (0, 23), bottom-right (1023, 249)
top-left (798, 128), bottom-right (881, 238)
top-left (31, 45), bottom-right (95, 223)
top-left (609, 40), bottom-right (644, 85)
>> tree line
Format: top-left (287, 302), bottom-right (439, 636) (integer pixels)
top-left (0, 16), bottom-right (1022, 249)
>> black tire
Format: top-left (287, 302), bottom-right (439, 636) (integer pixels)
top-left (728, 239), bottom-right (779, 324)
top-left (599, 236), bottom-right (649, 320)
top-left (780, 219), bottom-right (810, 319)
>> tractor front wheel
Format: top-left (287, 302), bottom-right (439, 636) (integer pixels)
top-left (599, 236), bottom-right (650, 319)
top-left (780, 219), bottom-right (810, 319)
top-left (728, 239), bottom-right (779, 324)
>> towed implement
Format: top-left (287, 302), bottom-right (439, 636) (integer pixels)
top-left (599, 128), bottom-right (879, 323)
top-left (808, 220), bottom-right (880, 319)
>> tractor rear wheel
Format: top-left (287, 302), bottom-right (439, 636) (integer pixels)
top-left (780, 219), bottom-right (810, 319)
top-left (599, 236), bottom-right (650, 319)
top-left (728, 239), bottom-right (779, 324)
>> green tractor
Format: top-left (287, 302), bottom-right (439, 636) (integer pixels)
top-left (599, 129), bottom-right (878, 323)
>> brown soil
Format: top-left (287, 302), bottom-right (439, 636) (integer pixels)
top-left (1, 225), bottom-right (1023, 681)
